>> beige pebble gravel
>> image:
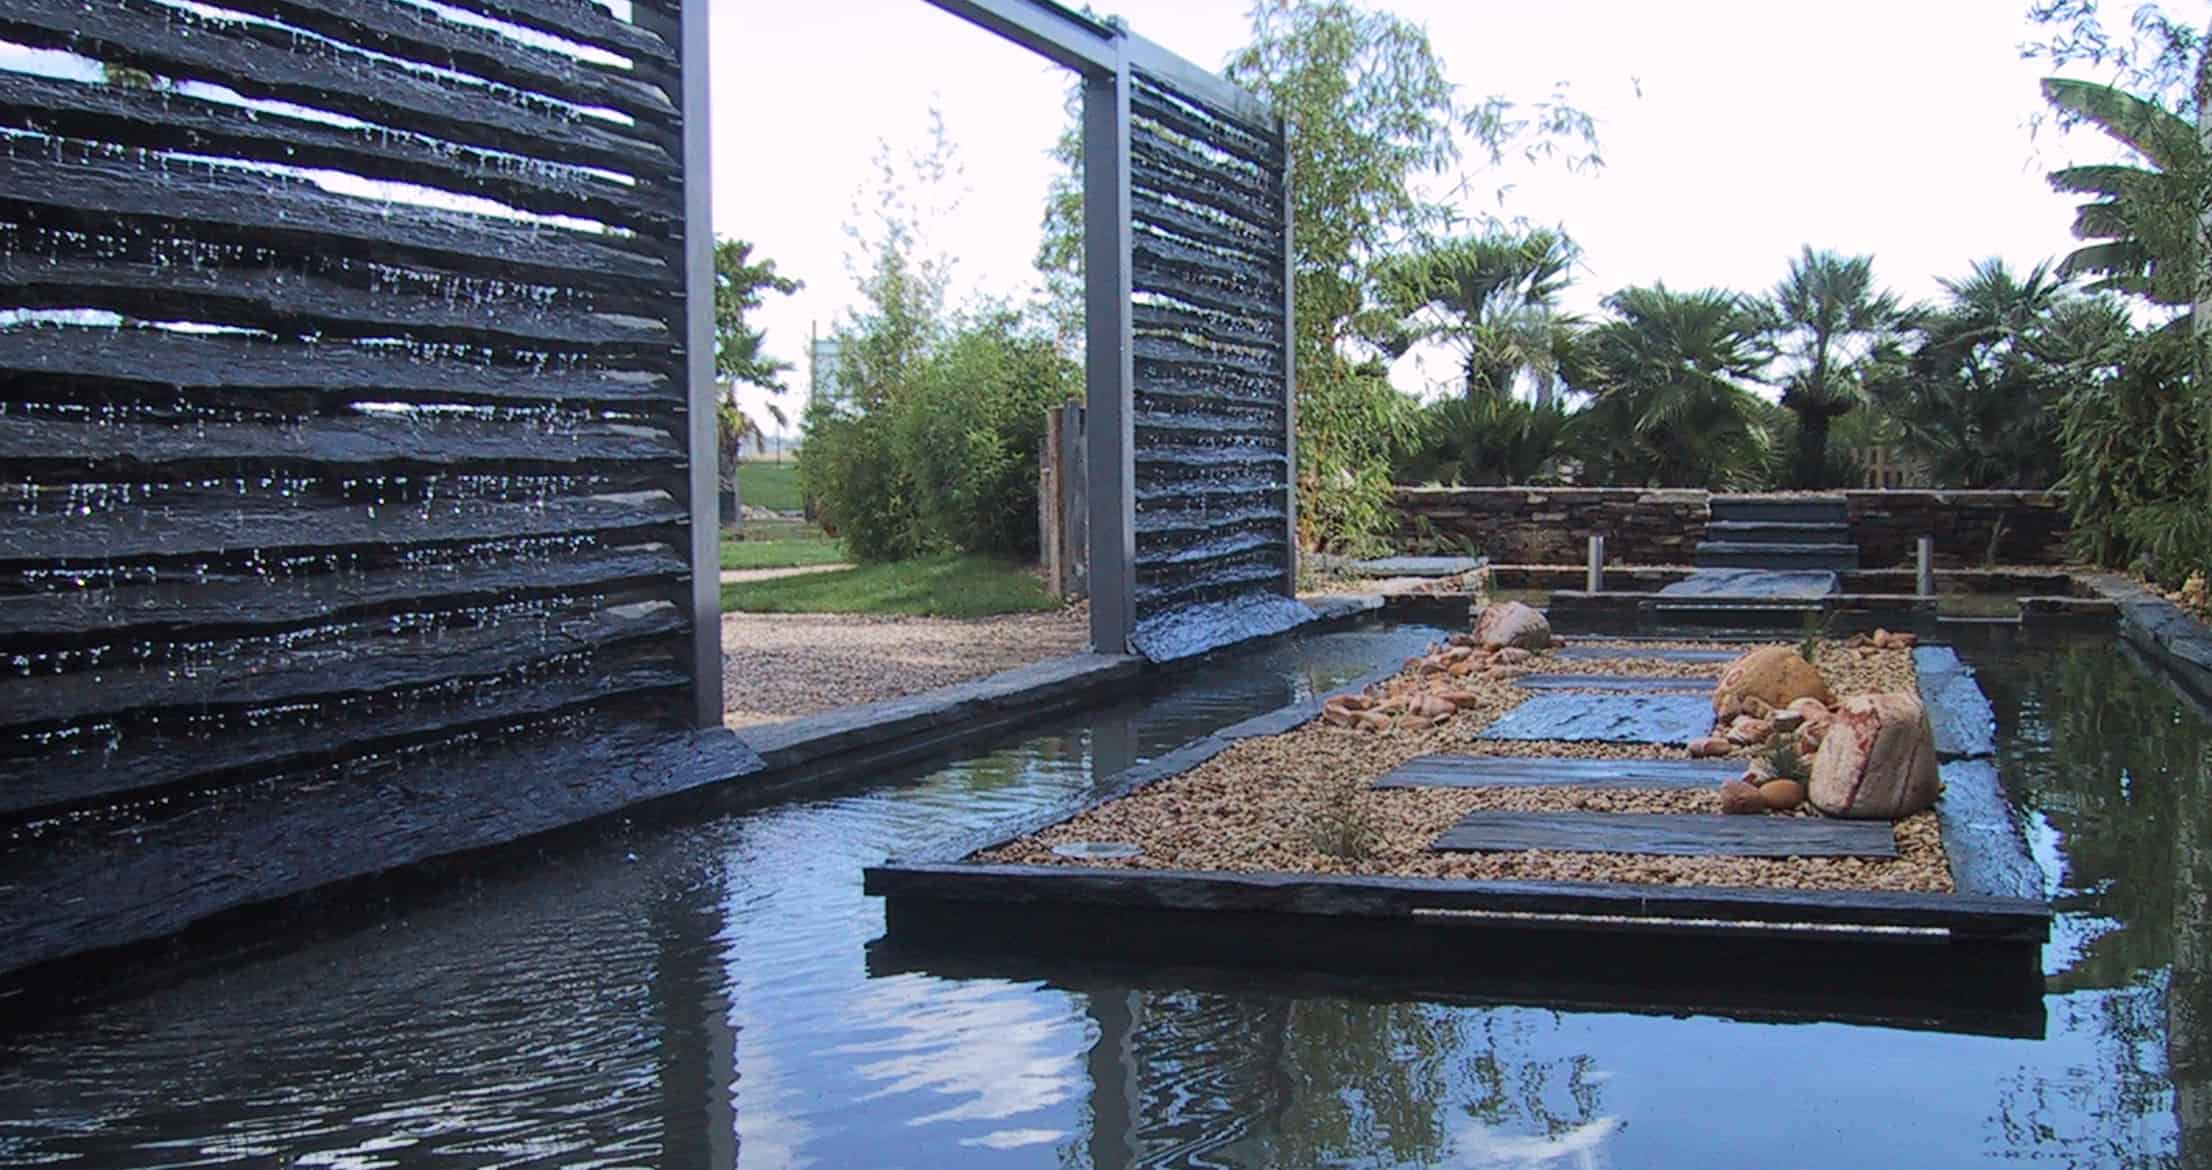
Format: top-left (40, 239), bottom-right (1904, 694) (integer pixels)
top-left (722, 606), bottom-right (1088, 726)
top-left (978, 638), bottom-right (1950, 894)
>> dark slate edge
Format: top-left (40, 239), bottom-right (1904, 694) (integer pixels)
top-left (864, 862), bottom-right (2051, 942)
top-left (1914, 645), bottom-right (1998, 761)
top-left (1372, 754), bottom-right (1742, 790)
top-left (1478, 693), bottom-right (1718, 746)
top-left (2079, 573), bottom-right (2212, 711)
top-left (1935, 759), bottom-right (2045, 902)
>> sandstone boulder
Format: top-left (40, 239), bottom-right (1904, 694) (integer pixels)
top-left (1758, 779), bottom-right (1807, 811)
top-left (1474, 602), bottom-right (1552, 651)
top-left (1719, 779), bottom-right (1767, 815)
top-left (1808, 693), bottom-right (1941, 819)
top-left (1687, 736), bottom-right (1732, 759)
top-left (1714, 646), bottom-right (1834, 720)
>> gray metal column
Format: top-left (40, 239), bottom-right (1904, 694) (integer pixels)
top-left (1278, 141), bottom-right (1298, 596)
top-left (681, 0), bottom-right (724, 727)
top-left (1083, 49), bottom-right (1136, 655)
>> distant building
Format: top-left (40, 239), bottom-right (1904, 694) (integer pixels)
top-left (809, 332), bottom-right (844, 408)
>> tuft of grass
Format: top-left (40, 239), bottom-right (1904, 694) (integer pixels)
top-left (734, 461), bottom-right (804, 513)
top-left (719, 554), bottom-right (1060, 618)
top-left (719, 537), bottom-right (845, 571)
top-left (1305, 786), bottom-right (1378, 862)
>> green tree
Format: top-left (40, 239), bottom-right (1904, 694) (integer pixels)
top-left (1392, 394), bottom-right (1575, 486)
top-left (1879, 259), bottom-right (2127, 489)
top-left (1370, 226), bottom-right (1582, 405)
top-left (1573, 284), bottom-right (1774, 488)
top-left (710, 239), bottom-right (802, 477)
top-left (1759, 246), bottom-right (1913, 489)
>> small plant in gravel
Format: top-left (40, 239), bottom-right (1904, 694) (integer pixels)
top-left (1760, 739), bottom-right (1811, 783)
top-left (1305, 786), bottom-right (1379, 863)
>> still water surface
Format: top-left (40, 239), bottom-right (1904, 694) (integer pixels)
top-left (2, 624), bottom-right (2207, 1168)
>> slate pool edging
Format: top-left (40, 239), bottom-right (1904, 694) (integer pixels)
top-left (2080, 573), bottom-right (2212, 709)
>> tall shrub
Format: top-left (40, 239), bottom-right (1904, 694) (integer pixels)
top-left (2060, 327), bottom-right (2211, 584)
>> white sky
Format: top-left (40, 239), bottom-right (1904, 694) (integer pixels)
top-left (719, 0), bottom-right (2197, 428)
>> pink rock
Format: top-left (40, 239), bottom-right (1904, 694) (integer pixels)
top-left (1725, 716), bottom-right (1775, 747)
top-left (1719, 779), bottom-right (1767, 815)
top-left (1808, 693), bottom-right (1941, 819)
top-left (1687, 736), bottom-right (1733, 758)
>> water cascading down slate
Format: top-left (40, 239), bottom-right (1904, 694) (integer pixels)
top-left (0, 0), bottom-right (758, 975)
top-left (1123, 67), bottom-right (1313, 661)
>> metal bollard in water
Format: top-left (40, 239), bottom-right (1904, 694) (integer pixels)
top-left (1587, 535), bottom-right (1605, 593)
top-left (1916, 535), bottom-right (1935, 598)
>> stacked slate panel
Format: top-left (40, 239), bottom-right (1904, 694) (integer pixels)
top-left (0, 0), bottom-right (751, 940)
top-left (1124, 67), bottom-right (1311, 661)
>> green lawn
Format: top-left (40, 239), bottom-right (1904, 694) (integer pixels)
top-left (719, 554), bottom-right (1060, 618)
top-left (719, 537), bottom-right (846, 571)
top-left (734, 461), bottom-right (803, 513)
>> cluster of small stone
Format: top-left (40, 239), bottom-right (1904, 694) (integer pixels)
top-left (1321, 601), bottom-right (1557, 734)
top-left (1687, 629), bottom-right (1938, 822)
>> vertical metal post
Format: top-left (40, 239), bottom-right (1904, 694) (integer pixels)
top-left (680, 0), bottom-right (723, 728)
top-left (1586, 535), bottom-right (1605, 594)
top-left (1083, 48), bottom-right (1136, 655)
top-left (1278, 126), bottom-right (1298, 597)
top-left (1916, 534), bottom-right (1935, 599)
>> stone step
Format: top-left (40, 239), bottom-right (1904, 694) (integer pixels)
top-left (1708, 496), bottom-right (1848, 525)
top-left (1694, 541), bottom-right (1860, 571)
top-left (1705, 520), bottom-right (1852, 545)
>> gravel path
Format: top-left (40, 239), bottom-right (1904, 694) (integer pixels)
top-left (981, 638), bottom-right (1951, 894)
top-left (721, 606), bottom-right (1088, 727)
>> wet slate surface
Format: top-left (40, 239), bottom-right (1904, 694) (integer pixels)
top-left (1131, 594), bottom-right (1318, 663)
top-left (1656, 569), bottom-right (1840, 599)
top-left (1516, 674), bottom-right (1715, 694)
top-left (1479, 693), bottom-right (1717, 745)
top-left (1432, 811), bottom-right (1898, 858)
top-left (1373, 755), bottom-right (1741, 790)
top-left (1913, 646), bottom-right (1997, 760)
top-left (1935, 759), bottom-right (2044, 901)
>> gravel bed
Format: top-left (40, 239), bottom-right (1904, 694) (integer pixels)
top-left (722, 606), bottom-right (1088, 726)
top-left (978, 638), bottom-right (1950, 894)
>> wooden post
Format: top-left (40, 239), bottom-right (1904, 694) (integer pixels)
top-left (1917, 535), bottom-right (1935, 598)
top-left (1586, 535), bottom-right (1605, 593)
top-left (1041, 406), bottom-right (1062, 597)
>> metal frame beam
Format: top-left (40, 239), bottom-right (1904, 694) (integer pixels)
top-left (1082, 51), bottom-right (1137, 654)
top-left (680, 0), bottom-right (722, 727)
top-left (919, 0), bottom-right (1121, 75)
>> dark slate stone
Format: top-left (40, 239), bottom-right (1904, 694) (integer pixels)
top-left (1431, 811), bottom-right (1898, 858)
top-left (1935, 759), bottom-right (2044, 901)
top-left (1554, 646), bottom-right (1743, 664)
top-left (1353, 555), bottom-right (1485, 578)
top-left (1479, 693), bottom-right (1717, 745)
top-left (1131, 594), bottom-right (1319, 663)
top-left (1656, 569), bottom-right (1840, 599)
top-left (1515, 673), bottom-right (1715, 694)
top-left (1912, 646), bottom-right (1997, 761)
top-left (1373, 754), bottom-right (1741, 790)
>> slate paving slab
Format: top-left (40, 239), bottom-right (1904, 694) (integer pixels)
top-left (1913, 646), bottom-right (1997, 760)
top-left (1352, 555), bottom-right (1484, 578)
top-left (1432, 811), bottom-right (1898, 858)
top-left (1373, 755), bottom-right (1741, 790)
top-left (1516, 673), bottom-right (1715, 694)
top-left (1478, 693), bottom-right (1717, 745)
top-left (1554, 646), bottom-right (1744, 664)
top-left (1656, 569), bottom-right (1840, 599)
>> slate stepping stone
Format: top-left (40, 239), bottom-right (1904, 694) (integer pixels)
top-left (1431, 811), bottom-right (1898, 858)
top-left (1479, 693), bottom-right (1716, 746)
top-left (1657, 569), bottom-right (1840, 599)
top-left (1912, 646), bottom-right (1997, 760)
top-left (1516, 674), bottom-right (1715, 694)
top-left (1554, 646), bottom-right (1743, 664)
top-left (1373, 755), bottom-right (1741, 790)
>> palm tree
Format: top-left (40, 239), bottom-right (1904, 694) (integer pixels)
top-left (1393, 395), bottom-right (1575, 486)
top-left (2043, 78), bottom-right (2206, 315)
top-left (1761, 247), bottom-right (1914, 489)
top-left (1371, 227), bottom-right (1581, 405)
top-left (1878, 259), bottom-right (2130, 489)
top-left (1573, 284), bottom-right (1775, 488)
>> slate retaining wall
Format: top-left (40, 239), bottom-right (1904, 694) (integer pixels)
top-left (1393, 487), bottom-right (2073, 568)
top-left (1392, 488), bottom-right (1709, 565)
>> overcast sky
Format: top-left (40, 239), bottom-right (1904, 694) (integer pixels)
top-left (718, 0), bottom-right (2207, 428)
